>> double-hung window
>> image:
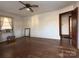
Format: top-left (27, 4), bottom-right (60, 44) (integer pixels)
top-left (0, 16), bottom-right (12, 32)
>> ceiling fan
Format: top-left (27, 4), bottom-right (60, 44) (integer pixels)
top-left (19, 1), bottom-right (39, 12)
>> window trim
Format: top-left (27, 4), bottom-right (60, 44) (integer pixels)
top-left (0, 16), bottom-right (13, 33)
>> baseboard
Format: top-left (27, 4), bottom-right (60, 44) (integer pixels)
top-left (28, 36), bottom-right (60, 40)
top-left (0, 36), bottom-right (60, 44)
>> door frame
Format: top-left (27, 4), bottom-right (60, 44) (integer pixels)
top-left (59, 10), bottom-right (72, 44)
top-left (59, 9), bottom-right (78, 48)
top-left (72, 8), bottom-right (78, 48)
top-left (24, 28), bottom-right (31, 37)
top-left (59, 11), bottom-right (72, 35)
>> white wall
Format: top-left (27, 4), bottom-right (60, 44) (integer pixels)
top-left (61, 14), bottom-right (71, 35)
top-left (0, 11), bottom-right (24, 42)
top-left (24, 11), bottom-right (60, 39)
top-left (23, 5), bottom-right (74, 40)
top-left (62, 14), bottom-right (69, 35)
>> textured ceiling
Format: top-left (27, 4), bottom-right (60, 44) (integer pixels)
top-left (0, 1), bottom-right (76, 16)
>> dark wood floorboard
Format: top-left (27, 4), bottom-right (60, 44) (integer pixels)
top-left (0, 37), bottom-right (79, 58)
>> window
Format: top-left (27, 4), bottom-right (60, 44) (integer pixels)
top-left (0, 16), bottom-right (12, 31)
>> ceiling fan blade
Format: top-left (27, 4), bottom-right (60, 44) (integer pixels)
top-left (19, 7), bottom-right (26, 10)
top-left (29, 8), bottom-right (33, 12)
top-left (19, 1), bottom-right (26, 6)
top-left (31, 5), bottom-right (39, 7)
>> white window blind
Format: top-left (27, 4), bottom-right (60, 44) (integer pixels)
top-left (0, 17), bottom-right (12, 30)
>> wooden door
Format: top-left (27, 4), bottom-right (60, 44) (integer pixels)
top-left (72, 8), bottom-right (78, 48)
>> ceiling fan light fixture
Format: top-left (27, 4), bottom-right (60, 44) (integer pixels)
top-left (26, 8), bottom-right (30, 11)
top-left (19, 1), bottom-right (38, 12)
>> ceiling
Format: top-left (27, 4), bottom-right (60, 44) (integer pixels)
top-left (0, 1), bottom-right (76, 17)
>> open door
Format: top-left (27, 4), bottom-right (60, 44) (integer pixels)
top-left (72, 8), bottom-right (78, 48)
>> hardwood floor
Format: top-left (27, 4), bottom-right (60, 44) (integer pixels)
top-left (0, 37), bottom-right (79, 58)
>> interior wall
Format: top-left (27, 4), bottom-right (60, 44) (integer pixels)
top-left (24, 11), bottom-right (60, 39)
top-left (61, 14), bottom-right (71, 35)
top-left (24, 5), bottom-right (74, 40)
top-left (0, 11), bottom-right (24, 42)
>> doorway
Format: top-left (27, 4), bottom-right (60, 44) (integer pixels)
top-left (24, 28), bottom-right (30, 37)
top-left (59, 8), bottom-right (78, 48)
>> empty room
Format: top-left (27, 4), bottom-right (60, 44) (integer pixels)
top-left (0, 1), bottom-right (79, 58)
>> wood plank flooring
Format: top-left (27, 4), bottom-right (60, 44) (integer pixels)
top-left (0, 37), bottom-right (79, 58)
